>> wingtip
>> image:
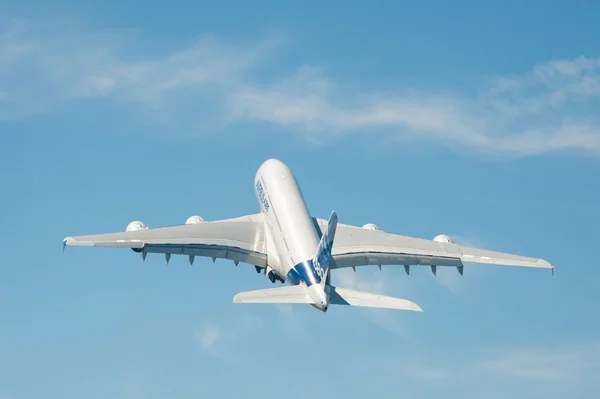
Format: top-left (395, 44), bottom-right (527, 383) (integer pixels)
top-left (61, 236), bottom-right (95, 247)
top-left (62, 236), bottom-right (72, 251)
top-left (536, 259), bottom-right (553, 269)
top-left (403, 300), bottom-right (423, 312)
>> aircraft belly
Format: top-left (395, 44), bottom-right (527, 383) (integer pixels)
top-left (255, 159), bottom-right (319, 284)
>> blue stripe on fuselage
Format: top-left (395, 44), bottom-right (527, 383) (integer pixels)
top-left (286, 267), bottom-right (302, 285)
top-left (286, 259), bottom-right (321, 287)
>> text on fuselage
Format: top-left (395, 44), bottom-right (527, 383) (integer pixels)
top-left (256, 180), bottom-right (270, 212)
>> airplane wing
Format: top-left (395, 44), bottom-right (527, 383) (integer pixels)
top-left (314, 219), bottom-right (553, 273)
top-left (63, 214), bottom-right (268, 267)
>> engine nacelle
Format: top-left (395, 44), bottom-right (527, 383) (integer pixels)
top-left (433, 234), bottom-right (454, 243)
top-left (126, 221), bottom-right (148, 253)
top-left (264, 266), bottom-right (284, 283)
top-left (185, 215), bottom-right (205, 225)
top-left (126, 220), bottom-right (147, 232)
top-left (362, 223), bottom-right (380, 231)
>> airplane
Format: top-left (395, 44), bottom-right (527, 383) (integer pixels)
top-left (63, 158), bottom-right (553, 313)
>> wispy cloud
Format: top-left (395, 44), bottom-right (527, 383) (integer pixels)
top-left (274, 303), bottom-right (305, 337)
top-left (333, 267), bottom-right (418, 339)
top-left (2, 16), bottom-right (600, 156)
top-left (404, 340), bottom-right (600, 385)
top-left (192, 313), bottom-right (264, 363)
top-left (357, 339), bottom-right (600, 397)
top-left (230, 60), bottom-right (600, 156)
top-left (335, 267), bottom-right (385, 295)
top-left (0, 17), bottom-right (279, 126)
top-left (482, 341), bottom-right (600, 381)
top-left (198, 324), bottom-right (220, 352)
top-left (427, 234), bottom-right (487, 295)
top-left (193, 322), bottom-right (231, 362)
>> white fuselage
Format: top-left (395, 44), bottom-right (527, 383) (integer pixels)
top-left (253, 159), bottom-right (329, 309)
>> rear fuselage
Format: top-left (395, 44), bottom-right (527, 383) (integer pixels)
top-left (253, 159), bottom-right (329, 310)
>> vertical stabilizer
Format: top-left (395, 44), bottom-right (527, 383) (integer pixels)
top-left (313, 211), bottom-right (338, 288)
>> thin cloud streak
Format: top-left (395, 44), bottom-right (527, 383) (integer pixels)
top-left (363, 340), bottom-right (600, 388)
top-left (229, 64), bottom-right (600, 156)
top-left (198, 325), bottom-right (220, 352)
top-left (2, 17), bottom-right (600, 156)
top-left (481, 341), bottom-right (600, 381)
top-left (428, 234), bottom-right (486, 296)
top-left (333, 267), bottom-right (418, 340)
top-left (193, 323), bottom-right (234, 363)
top-left (0, 18), bottom-right (280, 123)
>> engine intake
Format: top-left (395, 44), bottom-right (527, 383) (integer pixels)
top-left (265, 266), bottom-right (284, 284)
top-left (126, 221), bottom-right (147, 253)
top-left (185, 215), bottom-right (205, 224)
top-left (433, 234), bottom-right (454, 243)
top-left (362, 223), bottom-right (380, 231)
top-left (126, 220), bottom-right (147, 232)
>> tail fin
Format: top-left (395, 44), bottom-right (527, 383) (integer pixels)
top-left (314, 211), bottom-right (338, 288)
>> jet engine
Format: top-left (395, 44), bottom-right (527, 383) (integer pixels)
top-left (265, 266), bottom-right (284, 284)
top-left (126, 221), bottom-right (148, 252)
top-left (363, 223), bottom-right (382, 270)
top-left (126, 220), bottom-right (147, 232)
top-left (433, 234), bottom-right (454, 243)
top-left (362, 223), bottom-right (380, 231)
top-left (265, 266), bottom-right (276, 283)
top-left (185, 215), bottom-right (205, 224)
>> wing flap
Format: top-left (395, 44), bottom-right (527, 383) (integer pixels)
top-left (333, 252), bottom-right (463, 268)
top-left (143, 244), bottom-right (268, 267)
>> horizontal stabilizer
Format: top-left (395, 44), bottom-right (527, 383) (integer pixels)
top-left (233, 285), bottom-right (313, 304)
top-left (330, 286), bottom-right (422, 312)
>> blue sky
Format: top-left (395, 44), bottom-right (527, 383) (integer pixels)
top-left (1, 1), bottom-right (600, 398)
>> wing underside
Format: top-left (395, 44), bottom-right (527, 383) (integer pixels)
top-left (63, 213), bottom-right (268, 267)
top-left (313, 219), bottom-right (553, 272)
